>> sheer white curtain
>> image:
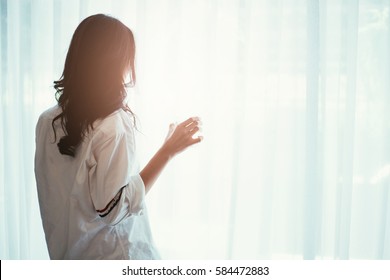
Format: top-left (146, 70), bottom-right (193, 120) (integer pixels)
top-left (1, 0), bottom-right (389, 260)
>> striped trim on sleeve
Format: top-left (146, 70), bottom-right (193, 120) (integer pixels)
top-left (96, 186), bottom-right (126, 218)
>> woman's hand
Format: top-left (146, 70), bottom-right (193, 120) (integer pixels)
top-left (161, 117), bottom-right (203, 159)
top-left (140, 117), bottom-right (203, 193)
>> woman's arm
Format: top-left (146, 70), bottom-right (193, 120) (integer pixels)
top-left (140, 117), bottom-right (202, 193)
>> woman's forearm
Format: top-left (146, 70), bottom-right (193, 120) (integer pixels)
top-left (140, 147), bottom-right (171, 194)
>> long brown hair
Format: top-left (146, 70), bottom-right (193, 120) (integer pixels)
top-left (52, 14), bottom-right (136, 156)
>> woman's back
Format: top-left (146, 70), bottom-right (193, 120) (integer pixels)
top-left (35, 106), bottom-right (160, 259)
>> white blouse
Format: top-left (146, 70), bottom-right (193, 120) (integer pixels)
top-left (34, 106), bottom-right (160, 259)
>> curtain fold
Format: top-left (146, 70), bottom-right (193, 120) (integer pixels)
top-left (0, 0), bottom-right (389, 259)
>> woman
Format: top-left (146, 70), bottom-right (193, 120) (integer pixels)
top-left (34, 14), bottom-right (202, 259)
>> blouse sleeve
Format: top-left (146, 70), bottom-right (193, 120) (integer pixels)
top-left (88, 130), bottom-right (145, 226)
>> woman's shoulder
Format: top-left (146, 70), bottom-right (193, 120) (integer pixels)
top-left (36, 105), bottom-right (62, 133)
top-left (38, 105), bottom-right (61, 122)
top-left (91, 109), bottom-right (134, 141)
